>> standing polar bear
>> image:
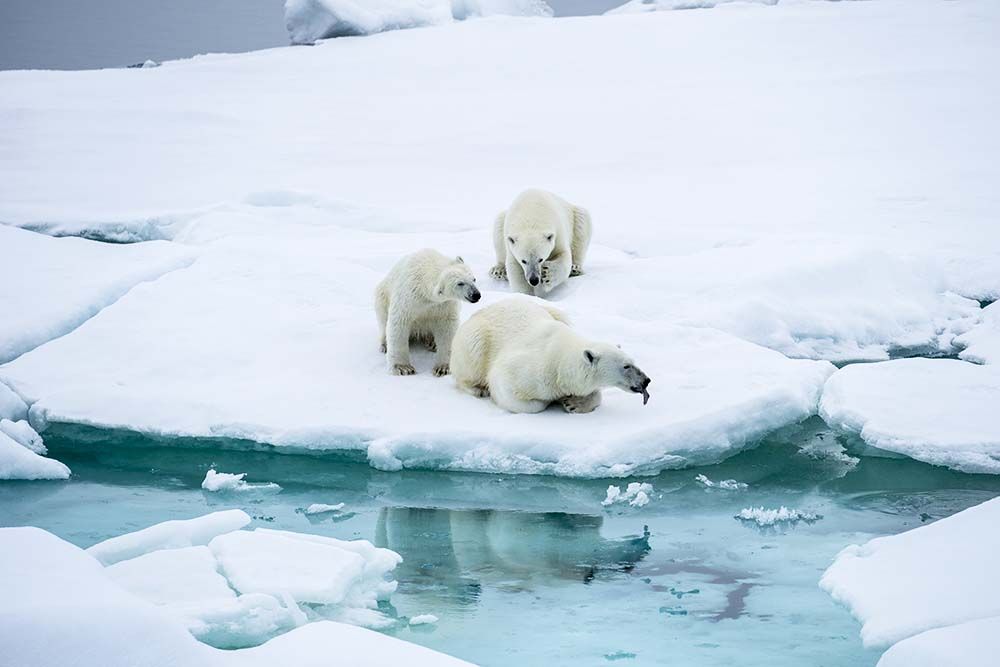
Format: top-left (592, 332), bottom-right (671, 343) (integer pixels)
top-left (490, 189), bottom-right (592, 297)
top-left (450, 298), bottom-right (651, 414)
top-left (375, 249), bottom-right (481, 376)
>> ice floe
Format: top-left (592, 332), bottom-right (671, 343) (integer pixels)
top-left (602, 482), bottom-right (654, 507)
top-left (409, 614), bottom-right (439, 626)
top-left (0, 225), bottom-right (195, 365)
top-left (0, 381), bottom-right (28, 422)
top-left (735, 506), bottom-right (820, 527)
top-left (694, 474), bottom-right (747, 490)
top-left (821, 496), bottom-right (1000, 653)
top-left (877, 616), bottom-right (1000, 667)
top-left (202, 469), bottom-right (282, 493)
top-left (0, 418), bottom-right (45, 454)
top-left (0, 527), bottom-right (474, 666)
top-left (304, 502), bottom-right (346, 515)
top-left (820, 358), bottom-right (1000, 474)
top-left (88, 510), bottom-right (252, 566)
top-left (0, 430), bottom-right (70, 480)
top-left (957, 301), bottom-right (1000, 365)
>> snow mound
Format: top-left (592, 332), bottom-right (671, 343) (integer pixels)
top-left (87, 509), bottom-right (252, 565)
top-left (0, 225), bottom-right (195, 365)
top-left (304, 502), bottom-right (346, 515)
top-left (0, 418), bottom-right (45, 454)
top-left (285, 0), bottom-right (551, 44)
top-left (820, 358), bottom-right (1000, 474)
top-left (202, 469), bottom-right (281, 492)
top-left (0, 381), bottom-right (28, 422)
top-left (877, 616), bottom-right (1000, 667)
top-left (957, 301), bottom-right (1000, 365)
top-left (695, 474), bottom-right (747, 490)
top-left (0, 430), bottom-right (70, 480)
top-left (0, 527), bottom-right (474, 666)
top-left (735, 506), bottom-right (819, 527)
top-left (820, 496), bottom-right (1000, 651)
top-left (602, 482), bottom-right (654, 507)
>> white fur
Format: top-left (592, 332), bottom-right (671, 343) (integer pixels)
top-left (375, 249), bottom-right (478, 376)
top-left (490, 188), bottom-right (592, 297)
top-left (450, 298), bottom-right (645, 413)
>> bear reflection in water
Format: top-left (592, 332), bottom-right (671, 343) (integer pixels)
top-left (375, 507), bottom-right (650, 606)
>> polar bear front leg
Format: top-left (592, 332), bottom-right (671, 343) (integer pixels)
top-left (560, 391), bottom-right (603, 414)
top-left (490, 211), bottom-right (508, 281)
top-left (506, 257), bottom-right (532, 295)
top-left (537, 254), bottom-right (572, 296)
top-left (386, 305), bottom-right (415, 375)
top-left (430, 314), bottom-right (458, 377)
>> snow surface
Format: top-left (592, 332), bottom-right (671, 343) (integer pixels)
top-left (202, 469), bottom-right (282, 492)
top-left (0, 430), bottom-right (70, 480)
top-left (284, 0), bottom-right (551, 44)
top-left (0, 527), bottom-right (474, 666)
top-left (821, 496), bottom-right (1000, 651)
top-left (0, 225), bottom-right (195, 365)
top-left (734, 506), bottom-right (819, 527)
top-left (0, 381), bottom-right (28, 422)
top-left (957, 302), bottom-right (1000, 365)
top-left (304, 502), bottom-right (346, 515)
top-left (608, 0), bottom-right (777, 13)
top-left (0, 418), bottom-right (45, 454)
top-left (820, 358), bottom-right (1000, 474)
top-left (88, 509), bottom-right (252, 565)
top-left (877, 616), bottom-right (1000, 667)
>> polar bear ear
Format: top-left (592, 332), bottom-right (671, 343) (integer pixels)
top-left (455, 256), bottom-right (464, 264)
top-left (584, 350), bottom-right (599, 365)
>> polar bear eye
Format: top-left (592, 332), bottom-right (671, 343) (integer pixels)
top-left (457, 282), bottom-right (465, 287)
top-left (521, 260), bottom-right (527, 265)
top-left (623, 364), bottom-right (632, 370)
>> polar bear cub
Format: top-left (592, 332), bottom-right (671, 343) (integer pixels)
top-left (450, 298), bottom-right (651, 414)
top-left (490, 188), bottom-right (592, 297)
top-left (376, 249), bottom-right (481, 376)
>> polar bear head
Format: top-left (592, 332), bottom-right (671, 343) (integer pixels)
top-left (435, 257), bottom-right (481, 303)
top-left (581, 343), bottom-right (652, 404)
top-left (507, 231), bottom-right (555, 287)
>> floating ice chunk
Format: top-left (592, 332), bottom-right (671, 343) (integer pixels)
top-left (87, 509), bottom-right (251, 566)
top-left (304, 503), bottom-right (346, 515)
top-left (957, 302), bottom-right (1000, 365)
top-left (0, 381), bottom-right (28, 422)
top-left (602, 482), bottom-right (655, 507)
top-left (877, 615), bottom-right (1000, 667)
top-left (409, 614), bottom-right (439, 626)
top-left (0, 430), bottom-right (69, 480)
top-left (209, 530), bottom-right (396, 606)
top-left (106, 546), bottom-right (237, 605)
top-left (694, 474), bottom-right (747, 490)
top-left (0, 419), bottom-right (45, 454)
top-left (820, 358), bottom-right (1000, 474)
top-left (820, 496), bottom-right (1000, 650)
top-left (735, 506), bottom-right (819, 527)
top-left (202, 469), bottom-right (281, 492)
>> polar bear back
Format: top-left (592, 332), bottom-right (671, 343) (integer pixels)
top-left (450, 298), bottom-right (571, 390)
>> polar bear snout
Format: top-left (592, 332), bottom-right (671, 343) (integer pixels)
top-left (527, 272), bottom-right (540, 287)
top-left (466, 286), bottom-right (482, 303)
top-left (626, 368), bottom-right (652, 405)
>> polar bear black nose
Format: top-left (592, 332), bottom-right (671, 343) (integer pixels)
top-left (528, 276), bottom-right (540, 286)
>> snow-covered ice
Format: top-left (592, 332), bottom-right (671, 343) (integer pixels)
top-left (0, 418), bottom-right (45, 454)
top-left (0, 527), bottom-right (474, 666)
top-left (0, 225), bottom-right (195, 365)
top-left (285, 0), bottom-right (551, 44)
top-left (820, 358), bottom-right (1000, 474)
top-left (88, 510), bottom-right (252, 565)
top-left (410, 614), bottom-right (439, 626)
top-left (602, 482), bottom-right (654, 507)
top-left (735, 506), bottom-right (819, 527)
top-left (304, 502), bottom-right (346, 515)
top-left (0, 381), bottom-right (28, 422)
top-left (821, 496), bottom-right (1000, 652)
top-left (957, 301), bottom-right (1000, 365)
top-left (0, 430), bottom-right (70, 480)
top-left (877, 616), bottom-right (1000, 667)
top-left (202, 469), bottom-right (282, 492)
top-left (695, 474), bottom-right (747, 491)
top-left (608, 0), bottom-right (778, 14)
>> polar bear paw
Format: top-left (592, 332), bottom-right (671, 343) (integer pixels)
top-left (433, 362), bottom-right (450, 377)
top-left (379, 340), bottom-right (387, 353)
top-left (570, 264), bottom-right (584, 277)
top-left (489, 263), bottom-right (508, 281)
top-left (560, 392), bottom-right (602, 414)
top-left (540, 263), bottom-right (555, 289)
top-left (391, 363), bottom-right (416, 376)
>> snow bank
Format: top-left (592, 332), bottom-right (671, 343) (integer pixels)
top-left (0, 430), bottom-right (70, 480)
top-left (877, 616), bottom-right (1000, 667)
top-left (735, 506), bottom-right (819, 527)
top-left (0, 527), bottom-right (474, 666)
top-left (957, 301), bottom-right (1000, 365)
top-left (0, 381), bottom-right (28, 422)
top-left (88, 510), bottom-right (252, 565)
top-left (202, 469), bottom-right (281, 492)
top-left (0, 418), bottom-right (45, 454)
top-left (285, 0), bottom-right (551, 44)
top-left (0, 225), bottom-right (195, 365)
top-left (820, 358), bottom-right (1000, 473)
top-left (820, 496), bottom-right (1000, 650)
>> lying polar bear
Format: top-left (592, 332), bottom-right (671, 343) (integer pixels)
top-left (490, 188), bottom-right (592, 297)
top-left (376, 249), bottom-right (480, 376)
top-left (450, 298), bottom-right (651, 413)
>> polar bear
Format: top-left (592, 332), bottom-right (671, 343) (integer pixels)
top-left (375, 249), bottom-right (481, 376)
top-left (490, 189), bottom-right (592, 297)
top-left (450, 298), bottom-right (651, 413)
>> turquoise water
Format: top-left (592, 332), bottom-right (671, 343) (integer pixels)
top-left (3, 420), bottom-right (999, 666)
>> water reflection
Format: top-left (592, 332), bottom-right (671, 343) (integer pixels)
top-left (375, 507), bottom-right (650, 607)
